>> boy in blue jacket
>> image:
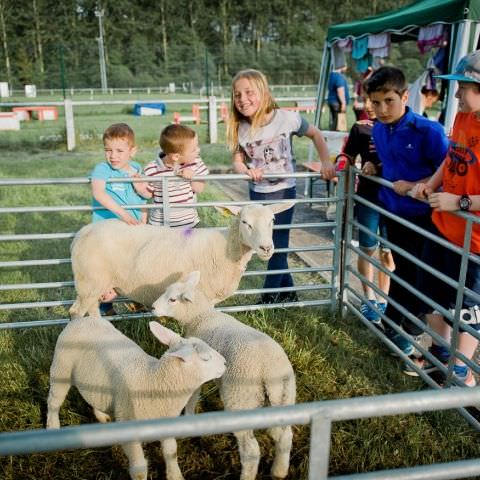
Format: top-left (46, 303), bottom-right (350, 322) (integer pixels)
top-left (364, 66), bottom-right (449, 356)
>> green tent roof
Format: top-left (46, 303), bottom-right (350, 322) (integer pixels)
top-left (327, 0), bottom-right (480, 42)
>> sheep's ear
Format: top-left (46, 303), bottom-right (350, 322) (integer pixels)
top-left (149, 322), bottom-right (181, 346)
top-left (185, 271), bottom-right (200, 287)
top-left (268, 202), bottom-right (294, 215)
top-left (165, 343), bottom-right (193, 362)
top-left (215, 205), bottom-right (242, 217)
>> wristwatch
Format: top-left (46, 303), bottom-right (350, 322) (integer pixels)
top-left (459, 194), bottom-right (472, 211)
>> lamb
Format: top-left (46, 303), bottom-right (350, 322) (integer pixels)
top-left (152, 271), bottom-right (296, 480)
top-left (69, 203), bottom-right (293, 318)
top-left (46, 317), bottom-right (226, 480)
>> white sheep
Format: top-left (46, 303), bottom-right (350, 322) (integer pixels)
top-left (152, 271), bottom-right (296, 480)
top-left (46, 318), bottom-right (226, 480)
top-left (70, 203), bottom-right (292, 318)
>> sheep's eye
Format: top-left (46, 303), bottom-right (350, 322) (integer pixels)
top-left (168, 297), bottom-right (177, 303)
top-left (241, 220), bottom-right (252, 229)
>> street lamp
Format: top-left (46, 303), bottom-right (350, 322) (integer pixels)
top-left (95, 9), bottom-right (108, 94)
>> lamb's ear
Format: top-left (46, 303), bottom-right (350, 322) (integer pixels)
top-left (185, 271), bottom-right (200, 287)
top-left (269, 202), bottom-right (294, 215)
top-left (149, 322), bottom-right (181, 346)
top-left (165, 343), bottom-right (193, 362)
top-left (215, 205), bottom-right (242, 216)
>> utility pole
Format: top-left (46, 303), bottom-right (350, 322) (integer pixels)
top-left (95, 9), bottom-right (108, 94)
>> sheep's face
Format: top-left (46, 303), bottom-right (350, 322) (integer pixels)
top-left (238, 203), bottom-right (294, 260)
top-left (152, 271), bottom-right (204, 320)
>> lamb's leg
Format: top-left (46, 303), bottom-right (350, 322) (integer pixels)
top-left (93, 408), bottom-right (111, 423)
top-left (184, 387), bottom-right (201, 415)
top-left (233, 430), bottom-right (260, 480)
top-left (122, 441), bottom-right (148, 480)
top-left (70, 295), bottom-right (101, 319)
top-left (46, 377), bottom-right (71, 429)
top-left (267, 425), bottom-right (292, 479)
top-left (161, 437), bottom-right (184, 480)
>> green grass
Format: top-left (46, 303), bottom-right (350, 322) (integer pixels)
top-left (0, 141), bottom-right (479, 479)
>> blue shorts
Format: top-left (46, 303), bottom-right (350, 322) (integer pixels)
top-left (419, 226), bottom-right (480, 330)
top-left (355, 202), bottom-right (388, 251)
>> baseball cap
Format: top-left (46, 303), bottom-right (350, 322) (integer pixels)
top-left (435, 50), bottom-right (480, 83)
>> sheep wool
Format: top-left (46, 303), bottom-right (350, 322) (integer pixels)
top-left (46, 317), bottom-right (226, 480)
top-left (152, 271), bottom-right (296, 480)
top-left (70, 203), bottom-right (293, 318)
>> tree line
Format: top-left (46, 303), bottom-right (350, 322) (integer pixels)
top-left (0, 0), bottom-right (417, 90)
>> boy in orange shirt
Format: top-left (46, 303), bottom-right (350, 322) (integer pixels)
top-left (405, 50), bottom-right (480, 387)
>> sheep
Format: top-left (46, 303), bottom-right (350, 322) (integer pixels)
top-left (152, 270), bottom-right (296, 480)
top-left (46, 317), bottom-right (226, 480)
top-left (69, 203), bottom-right (293, 319)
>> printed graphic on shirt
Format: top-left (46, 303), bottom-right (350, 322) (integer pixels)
top-left (446, 131), bottom-right (478, 182)
top-left (245, 134), bottom-right (292, 184)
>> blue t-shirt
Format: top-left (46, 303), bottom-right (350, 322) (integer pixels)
top-left (327, 71), bottom-right (350, 105)
top-left (90, 161), bottom-right (146, 222)
top-left (372, 107), bottom-right (449, 217)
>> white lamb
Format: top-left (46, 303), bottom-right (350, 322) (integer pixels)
top-left (152, 271), bottom-right (296, 480)
top-left (46, 317), bottom-right (226, 480)
top-left (70, 203), bottom-right (292, 318)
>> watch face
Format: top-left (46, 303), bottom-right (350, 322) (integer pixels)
top-left (460, 195), bottom-right (472, 211)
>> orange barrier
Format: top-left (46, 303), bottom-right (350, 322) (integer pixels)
top-left (172, 104), bottom-right (201, 125)
top-left (12, 106), bottom-right (58, 121)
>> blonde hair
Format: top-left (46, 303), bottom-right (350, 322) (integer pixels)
top-left (103, 123), bottom-right (135, 146)
top-left (226, 69), bottom-right (278, 151)
top-left (159, 124), bottom-right (196, 154)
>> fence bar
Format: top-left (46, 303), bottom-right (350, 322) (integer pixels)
top-left (0, 388), bottom-right (478, 457)
top-left (309, 414), bottom-right (332, 480)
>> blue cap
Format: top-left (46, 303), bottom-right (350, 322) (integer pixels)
top-left (435, 50), bottom-right (480, 83)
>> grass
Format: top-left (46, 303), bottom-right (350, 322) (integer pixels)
top-left (0, 133), bottom-right (479, 479)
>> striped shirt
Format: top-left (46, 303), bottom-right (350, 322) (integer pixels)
top-left (144, 153), bottom-right (209, 227)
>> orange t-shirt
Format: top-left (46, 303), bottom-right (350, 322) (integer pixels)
top-left (433, 112), bottom-right (480, 253)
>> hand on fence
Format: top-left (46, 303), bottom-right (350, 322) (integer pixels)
top-left (131, 174), bottom-right (151, 197)
top-left (320, 162), bottom-right (337, 180)
top-left (393, 180), bottom-right (415, 196)
top-left (428, 192), bottom-right (460, 212)
top-left (361, 161), bottom-right (377, 176)
top-left (246, 168), bottom-right (264, 182)
top-left (178, 167), bottom-right (195, 180)
top-left (410, 182), bottom-right (432, 200)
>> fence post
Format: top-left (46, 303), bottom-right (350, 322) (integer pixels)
top-left (208, 96), bottom-right (218, 144)
top-left (64, 99), bottom-right (76, 151)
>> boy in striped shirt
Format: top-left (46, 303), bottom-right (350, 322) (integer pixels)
top-left (135, 124), bottom-right (209, 227)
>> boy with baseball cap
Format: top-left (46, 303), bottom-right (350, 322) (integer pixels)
top-left (404, 50), bottom-right (480, 387)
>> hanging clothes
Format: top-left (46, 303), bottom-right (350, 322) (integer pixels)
top-left (368, 33), bottom-right (391, 58)
top-left (332, 42), bottom-right (347, 69)
top-left (417, 24), bottom-right (445, 54)
top-left (352, 37), bottom-right (369, 59)
top-left (337, 38), bottom-right (353, 52)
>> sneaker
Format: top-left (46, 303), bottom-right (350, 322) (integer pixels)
top-left (403, 355), bottom-right (446, 377)
top-left (386, 328), bottom-right (414, 357)
top-left (360, 301), bottom-right (380, 323)
top-left (452, 367), bottom-right (477, 387)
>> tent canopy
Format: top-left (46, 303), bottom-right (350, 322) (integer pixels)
top-left (327, 0), bottom-right (480, 43)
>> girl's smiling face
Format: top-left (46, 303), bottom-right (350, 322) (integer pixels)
top-left (233, 78), bottom-right (262, 119)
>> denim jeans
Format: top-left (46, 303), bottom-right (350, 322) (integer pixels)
top-left (249, 187), bottom-right (296, 295)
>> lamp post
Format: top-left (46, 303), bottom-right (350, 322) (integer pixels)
top-left (95, 9), bottom-right (108, 94)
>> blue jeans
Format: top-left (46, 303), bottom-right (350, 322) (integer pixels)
top-left (249, 187), bottom-right (296, 295)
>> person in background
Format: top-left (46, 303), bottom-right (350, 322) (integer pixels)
top-left (352, 67), bottom-right (373, 121)
top-left (421, 86), bottom-right (440, 119)
top-left (404, 50), bottom-right (480, 387)
top-left (327, 66), bottom-right (350, 131)
top-left (90, 123), bottom-right (146, 315)
top-left (228, 68), bottom-right (334, 304)
top-left (364, 66), bottom-right (449, 356)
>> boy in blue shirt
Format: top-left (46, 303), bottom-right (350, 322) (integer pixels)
top-left (364, 67), bottom-right (449, 356)
top-left (90, 123), bottom-right (146, 314)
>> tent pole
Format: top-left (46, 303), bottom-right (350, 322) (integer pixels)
top-left (309, 42), bottom-right (331, 161)
top-left (444, 20), bottom-right (472, 134)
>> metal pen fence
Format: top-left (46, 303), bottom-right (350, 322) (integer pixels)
top-left (1, 169), bottom-right (480, 478)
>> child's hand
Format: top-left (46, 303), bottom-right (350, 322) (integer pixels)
top-left (411, 183), bottom-right (432, 200)
top-left (392, 180), bottom-right (414, 196)
top-left (361, 161), bottom-right (377, 176)
top-left (320, 162), bottom-right (336, 180)
top-left (119, 210), bottom-right (142, 225)
top-left (179, 167), bottom-right (195, 180)
top-left (246, 167), bottom-right (264, 182)
top-left (428, 192), bottom-right (460, 212)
